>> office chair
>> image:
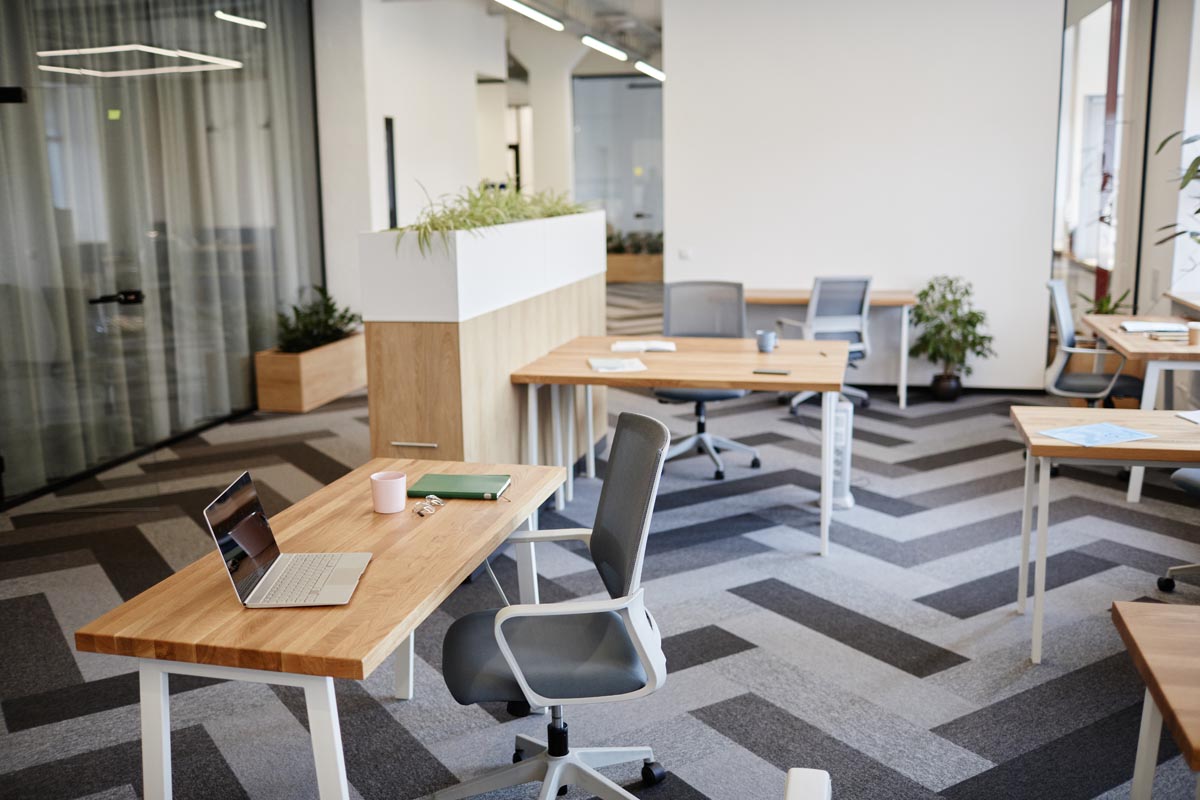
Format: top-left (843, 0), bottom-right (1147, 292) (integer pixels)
top-left (777, 276), bottom-right (872, 413)
top-left (1045, 279), bottom-right (1143, 407)
top-left (654, 281), bottom-right (762, 480)
top-left (436, 412), bottom-right (671, 800)
top-left (1157, 468), bottom-right (1200, 592)
top-left (786, 768), bottom-right (833, 800)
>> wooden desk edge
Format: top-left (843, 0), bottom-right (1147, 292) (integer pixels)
top-left (1111, 602), bottom-right (1200, 771)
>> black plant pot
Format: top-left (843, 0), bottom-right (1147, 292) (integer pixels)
top-left (930, 374), bottom-right (963, 402)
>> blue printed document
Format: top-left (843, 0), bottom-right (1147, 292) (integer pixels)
top-left (1038, 423), bottom-right (1156, 447)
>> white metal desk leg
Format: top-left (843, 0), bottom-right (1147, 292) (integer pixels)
top-left (551, 385), bottom-right (565, 510)
top-left (394, 632), bottom-right (414, 700)
top-left (819, 391), bottom-right (836, 556)
top-left (1128, 363), bottom-right (1162, 503)
top-left (584, 385), bottom-right (596, 478)
top-left (1031, 457), bottom-right (1051, 664)
top-left (1017, 452), bottom-right (1035, 614)
top-left (526, 383), bottom-right (540, 530)
top-left (515, 537), bottom-right (539, 604)
top-left (898, 305), bottom-right (910, 410)
top-left (139, 661), bottom-right (172, 800)
top-left (565, 385), bottom-right (575, 504)
top-left (1131, 687), bottom-right (1163, 800)
top-left (304, 676), bottom-right (350, 800)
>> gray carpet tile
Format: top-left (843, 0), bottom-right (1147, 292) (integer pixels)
top-left (660, 625), bottom-right (756, 672)
top-left (0, 593), bottom-right (84, 698)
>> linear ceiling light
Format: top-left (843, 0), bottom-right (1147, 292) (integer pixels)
top-left (492, 0), bottom-right (564, 31)
top-left (581, 35), bottom-right (627, 61)
top-left (634, 60), bottom-right (664, 81)
top-left (215, 10), bottom-right (267, 29)
top-left (36, 43), bottom-right (242, 78)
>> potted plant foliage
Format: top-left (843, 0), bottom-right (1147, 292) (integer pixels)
top-left (605, 229), bottom-right (665, 283)
top-left (909, 275), bottom-right (996, 401)
top-left (254, 288), bottom-right (365, 413)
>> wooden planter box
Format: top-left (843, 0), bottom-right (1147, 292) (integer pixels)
top-left (606, 253), bottom-right (663, 283)
top-left (254, 332), bottom-right (366, 413)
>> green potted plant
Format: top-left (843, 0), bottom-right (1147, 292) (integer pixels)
top-left (909, 275), bottom-right (996, 401)
top-left (255, 287), bottom-right (365, 413)
top-left (1077, 289), bottom-right (1131, 315)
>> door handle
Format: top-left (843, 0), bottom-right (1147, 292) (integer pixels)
top-left (89, 290), bottom-right (145, 305)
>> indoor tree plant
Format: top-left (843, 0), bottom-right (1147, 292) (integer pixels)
top-left (255, 287), bottom-right (365, 413)
top-left (909, 275), bottom-right (996, 401)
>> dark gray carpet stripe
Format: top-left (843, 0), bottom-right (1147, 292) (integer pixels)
top-left (914, 550), bottom-right (1118, 619)
top-left (730, 578), bottom-right (968, 678)
top-left (585, 774), bottom-right (712, 799)
top-left (692, 693), bottom-right (940, 800)
top-left (893, 439), bottom-right (1022, 471)
top-left (1058, 464), bottom-right (1200, 509)
top-left (0, 593), bottom-right (83, 698)
top-left (938, 702), bottom-right (1179, 800)
top-left (1, 724), bottom-right (248, 800)
top-left (1, 673), bottom-right (224, 733)
top-left (662, 625), bottom-right (756, 673)
top-left (0, 528), bottom-right (176, 602)
top-left (1078, 539), bottom-right (1200, 587)
top-left (653, 469), bottom-right (925, 517)
top-left (0, 548), bottom-right (96, 581)
top-left (931, 651), bottom-right (1145, 762)
top-left (851, 401), bottom-right (1024, 428)
top-left (899, 468), bottom-right (1028, 510)
top-left (782, 415), bottom-right (913, 447)
top-left (272, 680), bottom-right (458, 800)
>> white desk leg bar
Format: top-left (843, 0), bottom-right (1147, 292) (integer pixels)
top-left (1031, 457), bottom-right (1050, 664)
top-left (1129, 363), bottom-right (1162, 503)
top-left (898, 305), bottom-right (910, 410)
top-left (551, 385), bottom-right (565, 511)
top-left (1017, 451), bottom-right (1035, 614)
top-left (565, 385), bottom-right (575, 504)
top-left (819, 391), bottom-right (836, 556)
top-left (394, 632), bottom-right (414, 700)
top-left (515, 539), bottom-right (540, 604)
top-left (139, 662), bottom-right (172, 800)
top-left (585, 385), bottom-right (596, 478)
top-left (304, 676), bottom-right (350, 800)
top-left (1131, 687), bottom-right (1163, 800)
top-left (526, 383), bottom-right (540, 531)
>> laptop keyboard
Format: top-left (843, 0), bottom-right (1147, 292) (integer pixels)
top-left (259, 553), bottom-right (340, 605)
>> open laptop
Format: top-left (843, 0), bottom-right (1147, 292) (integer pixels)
top-left (203, 471), bottom-right (371, 608)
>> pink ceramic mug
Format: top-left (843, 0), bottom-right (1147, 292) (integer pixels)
top-left (370, 471), bottom-right (407, 514)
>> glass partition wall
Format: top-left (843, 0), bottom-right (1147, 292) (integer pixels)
top-left (0, 0), bottom-right (322, 504)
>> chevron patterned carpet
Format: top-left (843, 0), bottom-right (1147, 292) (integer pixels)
top-left (3, 386), bottom-right (1200, 800)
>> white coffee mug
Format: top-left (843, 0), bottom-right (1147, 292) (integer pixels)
top-left (370, 471), bottom-right (407, 514)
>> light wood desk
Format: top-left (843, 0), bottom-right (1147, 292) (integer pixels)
top-left (1010, 407), bottom-right (1200, 664)
top-left (512, 336), bottom-right (849, 556)
top-left (1081, 314), bottom-right (1200, 502)
top-left (76, 458), bottom-right (564, 800)
top-left (1112, 601), bottom-right (1200, 800)
top-left (746, 288), bottom-right (918, 409)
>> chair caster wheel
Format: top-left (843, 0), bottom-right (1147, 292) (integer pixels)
top-left (788, 405), bottom-right (800, 417)
top-left (642, 761), bottom-right (667, 787)
top-left (558, 787), bottom-right (568, 796)
top-left (777, 395), bottom-right (789, 405)
top-left (714, 446), bottom-right (722, 453)
top-left (714, 470), bottom-right (725, 480)
top-left (513, 748), bottom-right (524, 763)
top-left (861, 398), bottom-right (870, 409)
top-left (1049, 465), bottom-right (1060, 477)
top-left (696, 446), bottom-right (704, 455)
top-left (506, 700), bottom-right (531, 718)
top-left (1158, 577), bottom-right (1176, 593)
top-left (750, 457), bottom-right (761, 469)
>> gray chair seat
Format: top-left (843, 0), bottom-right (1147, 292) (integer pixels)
top-left (653, 387), bottom-right (748, 403)
top-left (1054, 372), bottom-right (1143, 397)
top-left (1172, 469), bottom-right (1200, 497)
top-left (442, 609), bottom-right (648, 705)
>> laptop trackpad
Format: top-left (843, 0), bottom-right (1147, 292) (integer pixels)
top-left (330, 567), bottom-right (364, 587)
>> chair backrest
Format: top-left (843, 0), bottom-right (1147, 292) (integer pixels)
top-left (589, 412), bottom-right (670, 599)
top-left (662, 281), bottom-right (746, 338)
top-left (806, 277), bottom-right (871, 340)
top-left (1047, 279), bottom-right (1076, 348)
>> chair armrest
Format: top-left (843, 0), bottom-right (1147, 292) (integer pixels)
top-left (507, 527), bottom-right (592, 546)
top-left (785, 769), bottom-right (832, 800)
top-left (776, 317), bottom-right (808, 335)
top-left (493, 589), bottom-right (666, 708)
top-left (1060, 345), bottom-right (1121, 356)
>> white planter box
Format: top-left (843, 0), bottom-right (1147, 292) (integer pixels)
top-left (358, 210), bottom-right (607, 323)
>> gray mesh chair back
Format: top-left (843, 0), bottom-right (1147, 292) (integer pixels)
top-left (589, 413), bottom-right (670, 599)
top-left (1047, 280), bottom-right (1076, 348)
top-left (806, 277), bottom-right (871, 348)
top-left (663, 281), bottom-right (746, 338)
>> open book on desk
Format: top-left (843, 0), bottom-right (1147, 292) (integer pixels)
top-left (1120, 321), bottom-right (1189, 334)
top-left (588, 357), bottom-right (647, 373)
top-left (611, 340), bottom-right (677, 353)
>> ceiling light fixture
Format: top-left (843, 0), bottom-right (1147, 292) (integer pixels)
top-left (581, 35), bottom-right (627, 61)
top-left (36, 43), bottom-right (242, 78)
top-left (215, 10), bottom-right (267, 29)
top-left (491, 0), bottom-right (564, 32)
top-left (634, 61), bottom-right (664, 81)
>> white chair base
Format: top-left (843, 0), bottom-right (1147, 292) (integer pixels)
top-left (666, 432), bottom-right (760, 478)
top-left (434, 735), bottom-right (655, 800)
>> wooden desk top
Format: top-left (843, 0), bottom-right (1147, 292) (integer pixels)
top-left (1112, 601), bottom-right (1200, 770)
top-left (510, 336), bottom-right (849, 393)
top-left (1082, 314), bottom-right (1200, 362)
top-left (1166, 291), bottom-right (1200, 315)
top-left (745, 288), bottom-right (918, 307)
top-left (1010, 406), bottom-right (1200, 463)
top-left (75, 459), bottom-right (565, 679)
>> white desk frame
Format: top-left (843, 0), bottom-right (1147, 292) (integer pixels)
top-left (1129, 687), bottom-right (1200, 800)
top-left (1016, 451), bottom-right (1197, 664)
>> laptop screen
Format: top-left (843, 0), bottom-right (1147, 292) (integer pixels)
top-left (203, 472), bottom-right (281, 604)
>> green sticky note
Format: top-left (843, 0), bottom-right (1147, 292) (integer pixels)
top-left (107, 109), bottom-right (121, 121)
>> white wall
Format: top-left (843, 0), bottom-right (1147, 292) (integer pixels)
top-left (476, 82), bottom-right (510, 184)
top-left (662, 0), bottom-right (1065, 389)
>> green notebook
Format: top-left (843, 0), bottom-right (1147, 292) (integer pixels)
top-left (407, 473), bottom-right (512, 500)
